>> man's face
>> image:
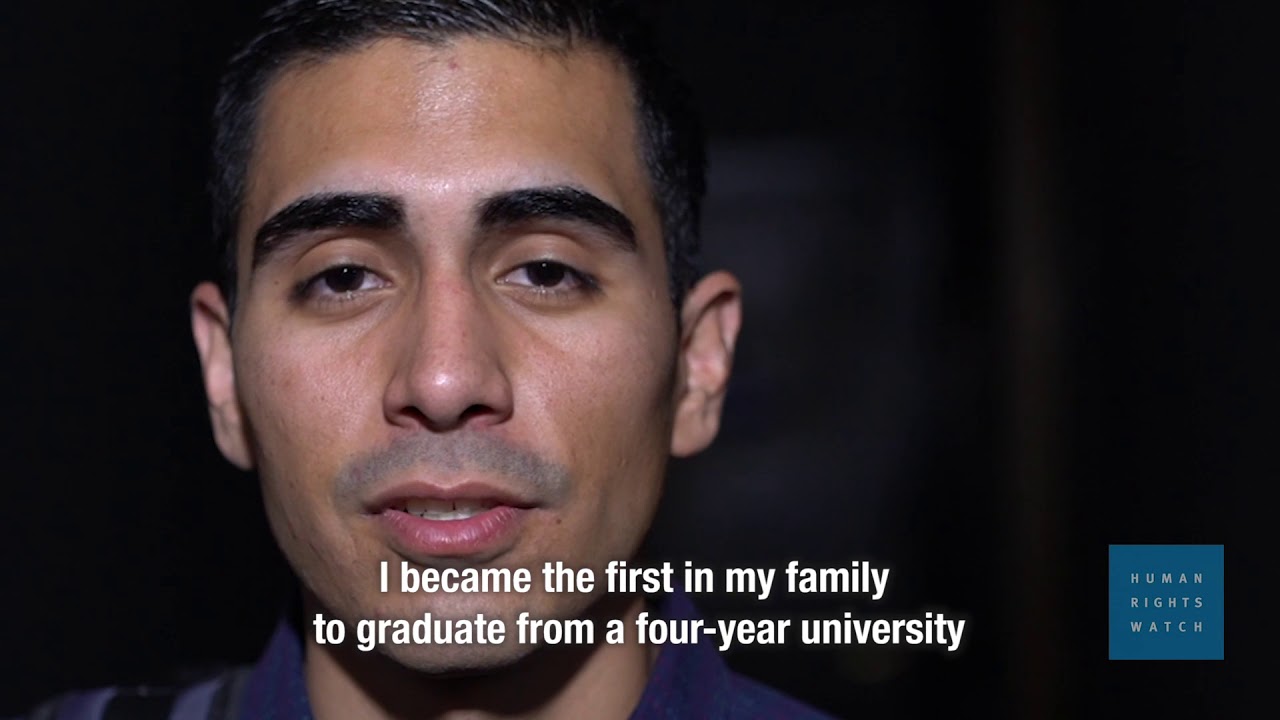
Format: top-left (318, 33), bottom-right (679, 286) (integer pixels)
top-left (190, 37), bottom-right (739, 673)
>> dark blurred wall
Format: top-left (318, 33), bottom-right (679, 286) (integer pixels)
top-left (1052, 4), bottom-right (1260, 716)
top-left (2, 1), bottom-right (1256, 717)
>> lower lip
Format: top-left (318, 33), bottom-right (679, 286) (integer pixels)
top-left (375, 505), bottom-right (528, 560)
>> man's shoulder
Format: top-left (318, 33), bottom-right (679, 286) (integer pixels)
top-left (637, 590), bottom-right (836, 719)
top-left (721, 670), bottom-right (837, 720)
top-left (16, 667), bottom-right (253, 720)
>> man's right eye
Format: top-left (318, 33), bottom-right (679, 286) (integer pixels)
top-left (293, 264), bottom-right (389, 303)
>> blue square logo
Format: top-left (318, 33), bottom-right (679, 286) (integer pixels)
top-left (1108, 544), bottom-right (1224, 660)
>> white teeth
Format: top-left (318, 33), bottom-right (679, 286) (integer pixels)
top-left (401, 499), bottom-right (496, 521)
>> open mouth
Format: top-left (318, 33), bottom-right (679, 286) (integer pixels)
top-left (368, 482), bottom-right (535, 559)
top-left (394, 499), bottom-right (500, 521)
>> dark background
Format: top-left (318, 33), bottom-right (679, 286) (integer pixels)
top-left (1, 1), bottom-right (1261, 717)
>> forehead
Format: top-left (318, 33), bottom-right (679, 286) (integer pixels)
top-left (241, 36), bottom-right (653, 245)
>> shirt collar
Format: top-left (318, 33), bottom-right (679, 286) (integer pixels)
top-left (239, 589), bottom-right (732, 720)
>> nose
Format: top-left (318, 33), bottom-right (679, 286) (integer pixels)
top-left (383, 274), bottom-right (513, 431)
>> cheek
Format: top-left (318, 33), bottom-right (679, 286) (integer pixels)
top-left (233, 324), bottom-right (392, 599)
top-left (235, 325), bottom-right (383, 511)
top-left (247, 320), bottom-right (382, 426)
top-left (520, 307), bottom-right (678, 551)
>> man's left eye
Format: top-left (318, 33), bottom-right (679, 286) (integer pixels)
top-left (499, 260), bottom-right (596, 293)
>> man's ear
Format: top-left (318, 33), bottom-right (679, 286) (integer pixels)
top-left (190, 282), bottom-right (254, 470)
top-left (671, 271), bottom-right (743, 457)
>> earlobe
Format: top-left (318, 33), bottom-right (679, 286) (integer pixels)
top-left (190, 282), bottom-right (254, 470)
top-left (670, 271), bottom-right (743, 457)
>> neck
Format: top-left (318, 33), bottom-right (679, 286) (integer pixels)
top-left (304, 593), bottom-right (656, 720)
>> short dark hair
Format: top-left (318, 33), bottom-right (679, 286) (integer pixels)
top-left (212, 0), bottom-right (705, 311)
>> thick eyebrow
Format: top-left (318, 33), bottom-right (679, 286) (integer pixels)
top-left (251, 192), bottom-right (406, 268)
top-left (477, 186), bottom-right (636, 252)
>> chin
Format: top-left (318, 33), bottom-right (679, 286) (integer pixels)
top-left (333, 588), bottom-right (596, 673)
top-left (375, 634), bottom-right (539, 676)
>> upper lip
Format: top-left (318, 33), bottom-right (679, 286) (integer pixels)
top-left (364, 480), bottom-right (537, 514)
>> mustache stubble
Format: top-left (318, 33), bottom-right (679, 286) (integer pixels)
top-left (334, 431), bottom-right (572, 505)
